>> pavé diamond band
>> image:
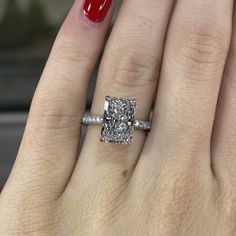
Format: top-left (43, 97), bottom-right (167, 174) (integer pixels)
top-left (82, 114), bottom-right (151, 130)
top-left (81, 96), bottom-right (152, 144)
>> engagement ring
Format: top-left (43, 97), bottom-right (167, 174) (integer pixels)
top-left (82, 96), bottom-right (151, 144)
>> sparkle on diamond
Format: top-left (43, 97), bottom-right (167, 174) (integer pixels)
top-left (101, 96), bottom-right (136, 144)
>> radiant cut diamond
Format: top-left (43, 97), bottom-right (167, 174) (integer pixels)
top-left (101, 96), bottom-right (136, 144)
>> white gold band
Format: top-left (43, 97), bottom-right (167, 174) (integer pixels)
top-left (82, 113), bottom-right (151, 131)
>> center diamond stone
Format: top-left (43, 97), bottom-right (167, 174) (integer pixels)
top-left (101, 96), bottom-right (136, 144)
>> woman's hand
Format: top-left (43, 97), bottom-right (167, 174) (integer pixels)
top-left (1, 0), bottom-right (236, 235)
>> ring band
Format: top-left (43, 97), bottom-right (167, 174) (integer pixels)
top-left (82, 96), bottom-right (152, 144)
top-left (82, 113), bottom-right (151, 131)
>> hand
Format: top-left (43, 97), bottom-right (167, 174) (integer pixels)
top-left (1, 0), bottom-right (236, 235)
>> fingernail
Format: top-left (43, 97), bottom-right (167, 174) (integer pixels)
top-left (83, 0), bottom-right (112, 22)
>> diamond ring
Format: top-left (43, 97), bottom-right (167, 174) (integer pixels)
top-left (82, 96), bottom-right (152, 144)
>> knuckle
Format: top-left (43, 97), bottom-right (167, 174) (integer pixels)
top-left (53, 10), bottom-right (97, 66)
top-left (29, 112), bottom-right (78, 132)
top-left (52, 34), bottom-right (90, 66)
top-left (174, 19), bottom-right (230, 68)
top-left (110, 51), bottom-right (157, 89)
top-left (160, 170), bottom-right (200, 206)
top-left (158, 161), bottom-right (206, 211)
top-left (147, 167), bottom-right (206, 234)
top-left (30, 92), bottom-right (80, 131)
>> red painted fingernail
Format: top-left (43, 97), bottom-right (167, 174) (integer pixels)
top-left (83, 0), bottom-right (112, 22)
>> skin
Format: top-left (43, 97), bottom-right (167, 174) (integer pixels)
top-left (1, 0), bottom-right (236, 235)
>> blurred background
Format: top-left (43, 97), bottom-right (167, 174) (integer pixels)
top-left (0, 0), bottom-right (120, 190)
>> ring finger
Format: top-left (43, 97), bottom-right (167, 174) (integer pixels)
top-left (69, 0), bottom-right (175, 186)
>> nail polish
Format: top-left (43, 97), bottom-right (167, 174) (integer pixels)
top-left (83, 0), bottom-right (112, 22)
